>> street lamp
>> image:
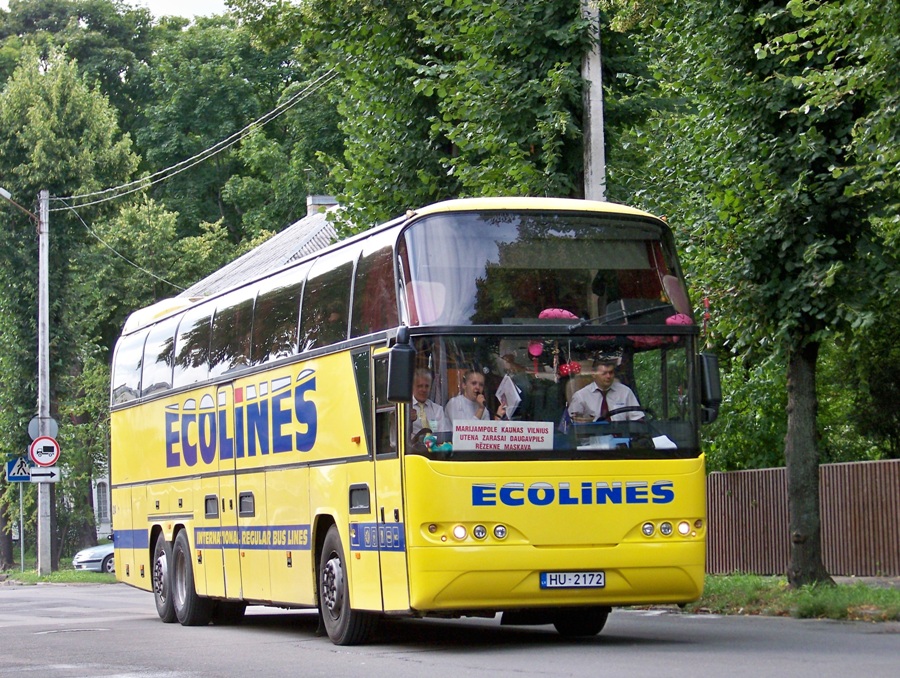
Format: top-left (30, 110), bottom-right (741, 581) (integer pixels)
top-left (0, 186), bottom-right (53, 576)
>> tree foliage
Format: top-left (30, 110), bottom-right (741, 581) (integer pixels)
top-left (0, 45), bottom-right (139, 565)
top-left (615, 0), bottom-right (896, 585)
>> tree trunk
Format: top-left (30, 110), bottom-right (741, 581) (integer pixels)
top-left (784, 341), bottom-right (833, 587)
top-left (0, 505), bottom-right (14, 570)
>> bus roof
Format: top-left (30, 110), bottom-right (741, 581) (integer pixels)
top-left (407, 197), bottom-right (661, 221)
top-left (120, 297), bottom-right (197, 335)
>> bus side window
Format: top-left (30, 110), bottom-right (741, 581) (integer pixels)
top-left (209, 292), bottom-right (254, 377)
top-left (374, 356), bottom-right (397, 456)
top-left (251, 275), bottom-right (304, 366)
top-left (141, 315), bottom-right (180, 397)
top-left (351, 236), bottom-right (399, 338)
top-left (300, 253), bottom-right (354, 351)
top-left (111, 328), bottom-right (148, 404)
top-left (172, 305), bottom-right (213, 388)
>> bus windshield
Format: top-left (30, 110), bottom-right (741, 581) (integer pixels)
top-left (399, 210), bottom-right (692, 327)
top-left (407, 333), bottom-right (700, 462)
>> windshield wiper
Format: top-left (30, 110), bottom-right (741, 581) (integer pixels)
top-left (567, 304), bottom-right (674, 331)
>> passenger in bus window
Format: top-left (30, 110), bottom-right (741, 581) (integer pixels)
top-left (444, 369), bottom-right (507, 423)
top-left (411, 368), bottom-right (448, 436)
top-left (568, 357), bottom-right (643, 422)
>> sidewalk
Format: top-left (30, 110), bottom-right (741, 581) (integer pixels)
top-left (833, 576), bottom-right (900, 589)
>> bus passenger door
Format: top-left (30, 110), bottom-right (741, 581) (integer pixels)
top-left (216, 384), bottom-right (242, 599)
top-left (372, 354), bottom-right (411, 612)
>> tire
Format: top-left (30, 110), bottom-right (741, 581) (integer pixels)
top-left (152, 534), bottom-right (177, 623)
top-left (318, 525), bottom-right (377, 645)
top-left (211, 600), bottom-right (247, 625)
top-left (553, 606), bottom-right (611, 637)
top-left (172, 530), bottom-right (213, 626)
top-left (101, 554), bottom-right (115, 575)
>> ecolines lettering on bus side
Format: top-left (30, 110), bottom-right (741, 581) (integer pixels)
top-left (165, 370), bottom-right (318, 468)
top-left (471, 480), bottom-right (675, 506)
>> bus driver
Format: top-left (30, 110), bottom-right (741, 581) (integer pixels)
top-left (568, 357), bottom-right (644, 422)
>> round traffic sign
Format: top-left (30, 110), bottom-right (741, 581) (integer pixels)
top-left (29, 435), bottom-right (60, 467)
top-left (28, 415), bottom-right (59, 440)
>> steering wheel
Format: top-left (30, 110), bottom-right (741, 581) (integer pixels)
top-left (598, 405), bottom-right (653, 422)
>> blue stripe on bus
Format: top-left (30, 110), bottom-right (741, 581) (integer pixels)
top-left (113, 529), bottom-right (150, 549)
top-left (349, 522), bottom-right (406, 553)
top-left (193, 525), bottom-right (311, 550)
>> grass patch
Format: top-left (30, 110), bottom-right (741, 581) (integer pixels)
top-left (684, 574), bottom-right (900, 621)
top-left (2, 568), bottom-right (116, 585)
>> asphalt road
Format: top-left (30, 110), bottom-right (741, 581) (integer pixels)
top-left (1, 582), bottom-right (897, 677)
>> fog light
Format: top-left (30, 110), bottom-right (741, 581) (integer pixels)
top-left (659, 521), bottom-right (673, 536)
top-left (641, 522), bottom-right (655, 537)
top-left (493, 524), bottom-right (507, 540)
top-left (678, 521), bottom-right (691, 536)
top-left (452, 525), bottom-right (468, 540)
top-left (473, 525), bottom-right (487, 540)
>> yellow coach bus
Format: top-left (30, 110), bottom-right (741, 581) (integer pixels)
top-left (109, 197), bottom-right (721, 644)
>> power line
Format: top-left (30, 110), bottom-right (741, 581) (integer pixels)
top-left (56, 198), bottom-right (185, 291)
top-left (51, 68), bottom-right (341, 211)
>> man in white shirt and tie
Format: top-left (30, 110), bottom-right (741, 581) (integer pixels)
top-left (411, 368), bottom-right (448, 436)
top-left (568, 357), bottom-right (643, 422)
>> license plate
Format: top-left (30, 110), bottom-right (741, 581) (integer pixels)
top-left (540, 571), bottom-right (605, 589)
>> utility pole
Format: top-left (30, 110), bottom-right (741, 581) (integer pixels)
top-left (581, 0), bottom-right (607, 201)
top-left (0, 187), bottom-right (54, 575)
top-left (37, 189), bottom-right (52, 576)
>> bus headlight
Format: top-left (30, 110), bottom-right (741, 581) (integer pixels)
top-left (641, 522), bottom-right (655, 537)
top-left (473, 525), bottom-right (487, 540)
top-left (493, 524), bottom-right (507, 540)
top-left (452, 525), bottom-right (468, 540)
top-left (659, 521), bottom-right (673, 536)
top-left (678, 521), bottom-right (691, 536)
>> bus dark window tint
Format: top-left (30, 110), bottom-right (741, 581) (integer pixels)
top-left (351, 238), bottom-right (398, 337)
top-left (111, 328), bottom-right (148, 404)
top-left (300, 257), bottom-right (354, 351)
top-left (251, 278), bottom-right (303, 365)
top-left (141, 316), bottom-right (180, 396)
top-left (209, 292), bottom-right (254, 377)
top-left (172, 306), bottom-right (213, 388)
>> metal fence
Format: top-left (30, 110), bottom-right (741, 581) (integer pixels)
top-left (707, 459), bottom-right (900, 576)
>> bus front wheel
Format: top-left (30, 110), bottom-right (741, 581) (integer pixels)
top-left (318, 525), bottom-right (377, 645)
top-left (553, 606), bottom-right (611, 637)
top-left (172, 530), bottom-right (213, 626)
top-left (152, 533), bottom-right (176, 623)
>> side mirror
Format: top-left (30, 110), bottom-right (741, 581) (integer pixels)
top-left (387, 326), bottom-right (415, 403)
top-left (699, 352), bottom-right (721, 424)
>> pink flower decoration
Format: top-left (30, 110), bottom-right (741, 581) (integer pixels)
top-left (539, 308), bottom-right (578, 319)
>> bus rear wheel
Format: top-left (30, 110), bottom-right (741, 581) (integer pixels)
top-left (152, 533), bottom-right (176, 623)
top-left (553, 606), bottom-right (611, 637)
top-left (172, 530), bottom-right (213, 626)
top-left (318, 525), bottom-right (377, 645)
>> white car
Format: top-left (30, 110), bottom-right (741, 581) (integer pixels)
top-left (72, 541), bottom-right (115, 574)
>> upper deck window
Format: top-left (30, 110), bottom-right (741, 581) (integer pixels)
top-left (399, 211), bottom-right (688, 326)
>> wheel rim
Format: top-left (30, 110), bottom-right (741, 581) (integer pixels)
top-left (322, 554), bottom-right (344, 620)
top-left (105, 557), bottom-right (115, 574)
top-left (172, 546), bottom-right (187, 611)
top-left (153, 550), bottom-right (168, 602)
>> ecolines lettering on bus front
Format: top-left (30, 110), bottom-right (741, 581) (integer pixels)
top-left (471, 480), bottom-right (675, 506)
top-left (164, 369), bottom-right (317, 468)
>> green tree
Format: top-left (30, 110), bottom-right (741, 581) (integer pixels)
top-left (617, 0), bottom-right (893, 586)
top-left (296, 0), bottom-right (651, 230)
top-left (133, 15), bottom-right (306, 240)
top-left (0, 0), bottom-right (157, 135)
top-left (0, 46), bottom-right (139, 568)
